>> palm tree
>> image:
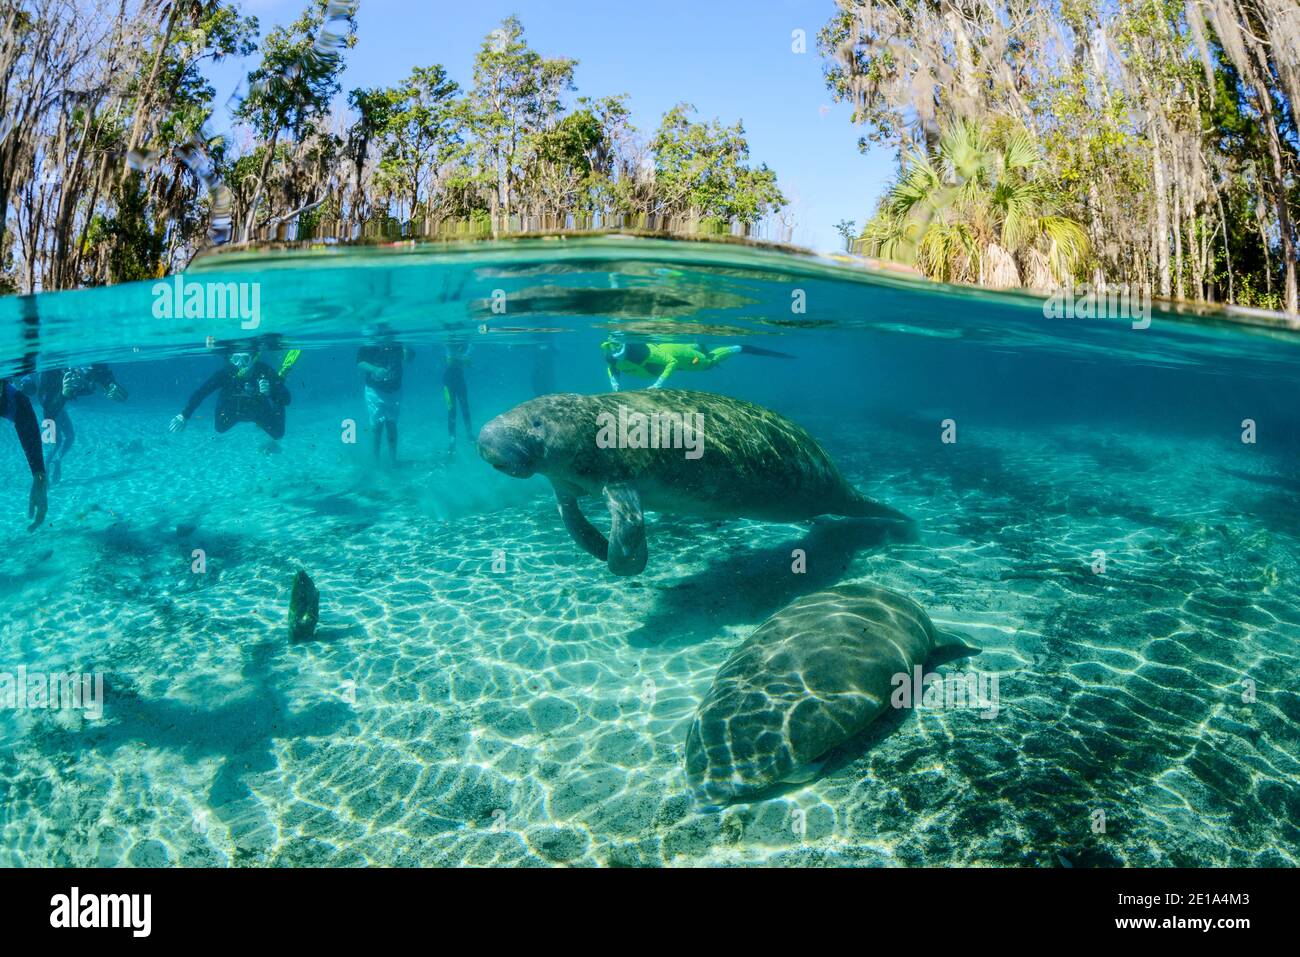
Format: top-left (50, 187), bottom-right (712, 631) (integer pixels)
top-left (860, 119), bottom-right (1088, 290)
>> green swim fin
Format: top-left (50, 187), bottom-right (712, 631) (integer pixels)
top-left (278, 349), bottom-right (302, 379)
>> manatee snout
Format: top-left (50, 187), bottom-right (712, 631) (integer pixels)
top-left (477, 415), bottom-right (539, 478)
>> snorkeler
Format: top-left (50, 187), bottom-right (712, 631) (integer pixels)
top-left (356, 325), bottom-right (413, 465)
top-left (600, 339), bottom-right (793, 391)
top-left (1, 378), bottom-right (48, 530)
top-left (168, 343), bottom-right (294, 440)
top-left (443, 340), bottom-right (472, 453)
top-left (17, 364), bottom-right (128, 483)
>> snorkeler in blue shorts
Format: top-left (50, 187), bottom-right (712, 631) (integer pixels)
top-left (356, 324), bottom-right (413, 465)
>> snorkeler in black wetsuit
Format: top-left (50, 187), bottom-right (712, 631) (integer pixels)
top-left (442, 341), bottom-right (471, 453)
top-left (168, 348), bottom-right (291, 439)
top-left (17, 364), bottom-right (128, 483)
top-left (1, 378), bottom-right (49, 530)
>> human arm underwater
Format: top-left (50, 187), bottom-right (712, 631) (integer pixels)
top-left (356, 359), bottom-right (392, 382)
top-left (263, 366), bottom-right (291, 406)
top-left (83, 364), bottom-right (128, 401)
top-left (649, 357), bottom-right (677, 389)
top-left (170, 366), bottom-right (229, 432)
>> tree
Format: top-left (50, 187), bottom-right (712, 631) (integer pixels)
top-left (820, 0), bottom-right (1298, 311)
top-left (234, 0), bottom-right (352, 241)
top-left (372, 65), bottom-right (461, 222)
top-left (468, 16), bottom-right (576, 223)
top-left (861, 118), bottom-right (1088, 288)
top-left (834, 219), bottom-right (857, 251)
top-left (647, 104), bottom-right (786, 229)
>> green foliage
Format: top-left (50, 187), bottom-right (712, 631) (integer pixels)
top-left (821, 0), bottom-right (1299, 309)
top-left (86, 182), bottom-right (166, 283)
top-left (370, 65), bottom-right (461, 215)
top-left (8, 7), bottom-right (790, 289)
top-left (649, 104), bottom-right (786, 225)
top-left (863, 118), bottom-right (1087, 287)
top-left (236, 1), bottom-right (351, 143)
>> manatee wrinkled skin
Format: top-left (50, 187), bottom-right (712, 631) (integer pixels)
top-left (477, 390), bottom-right (909, 575)
top-left (684, 583), bottom-right (979, 807)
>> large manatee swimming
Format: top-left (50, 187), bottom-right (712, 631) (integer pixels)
top-left (477, 390), bottom-right (910, 575)
top-left (684, 583), bottom-right (979, 806)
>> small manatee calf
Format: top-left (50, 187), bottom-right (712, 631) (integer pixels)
top-left (477, 390), bottom-right (910, 576)
top-left (684, 583), bottom-right (979, 807)
top-left (288, 569), bottom-right (319, 642)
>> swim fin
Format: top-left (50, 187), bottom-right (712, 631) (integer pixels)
top-left (740, 344), bottom-right (795, 359)
top-left (278, 349), bottom-right (302, 379)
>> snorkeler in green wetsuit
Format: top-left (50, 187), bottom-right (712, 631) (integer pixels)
top-left (600, 340), bottom-right (793, 391)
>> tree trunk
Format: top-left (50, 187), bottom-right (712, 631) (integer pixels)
top-left (242, 124), bottom-right (282, 242)
top-left (1149, 127), bottom-right (1172, 299)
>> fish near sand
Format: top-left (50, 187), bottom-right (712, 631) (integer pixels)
top-left (289, 569), bottom-right (319, 642)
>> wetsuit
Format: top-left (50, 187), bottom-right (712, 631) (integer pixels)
top-left (181, 360), bottom-right (291, 438)
top-left (1, 379), bottom-right (47, 479)
top-left (443, 344), bottom-right (471, 441)
top-left (1, 378), bottom-right (48, 529)
top-left (604, 342), bottom-right (743, 390)
top-left (18, 364), bottom-right (124, 479)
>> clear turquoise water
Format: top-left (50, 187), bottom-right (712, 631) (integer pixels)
top-left (0, 237), bottom-right (1296, 866)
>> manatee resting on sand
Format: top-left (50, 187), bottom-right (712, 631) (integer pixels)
top-left (684, 583), bottom-right (979, 807)
top-left (477, 390), bottom-right (910, 576)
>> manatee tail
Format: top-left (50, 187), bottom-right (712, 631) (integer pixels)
top-left (739, 344), bottom-right (795, 359)
top-left (842, 491), bottom-right (914, 525)
top-left (928, 630), bottom-right (981, 667)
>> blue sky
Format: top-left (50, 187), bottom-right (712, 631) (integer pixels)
top-left (212, 0), bottom-right (895, 251)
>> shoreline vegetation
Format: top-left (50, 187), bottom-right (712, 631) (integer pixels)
top-left (182, 232), bottom-right (1300, 335)
top-left (822, 0), bottom-right (1300, 316)
top-left (1, 1), bottom-right (1297, 318)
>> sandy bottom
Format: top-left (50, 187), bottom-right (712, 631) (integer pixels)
top-left (0, 399), bottom-right (1296, 866)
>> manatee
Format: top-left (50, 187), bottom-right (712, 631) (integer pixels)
top-left (477, 390), bottom-right (909, 576)
top-left (684, 583), bottom-right (979, 806)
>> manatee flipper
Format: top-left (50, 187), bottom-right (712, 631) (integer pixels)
top-left (927, 630), bottom-right (981, 667)
top-left (554, 485), bottom-right (609, 562)
top-left (603, 483), bottom-right (647, 576)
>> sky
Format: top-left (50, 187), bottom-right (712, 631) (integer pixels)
top-left (209, 0), bottom-right (895, 252)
